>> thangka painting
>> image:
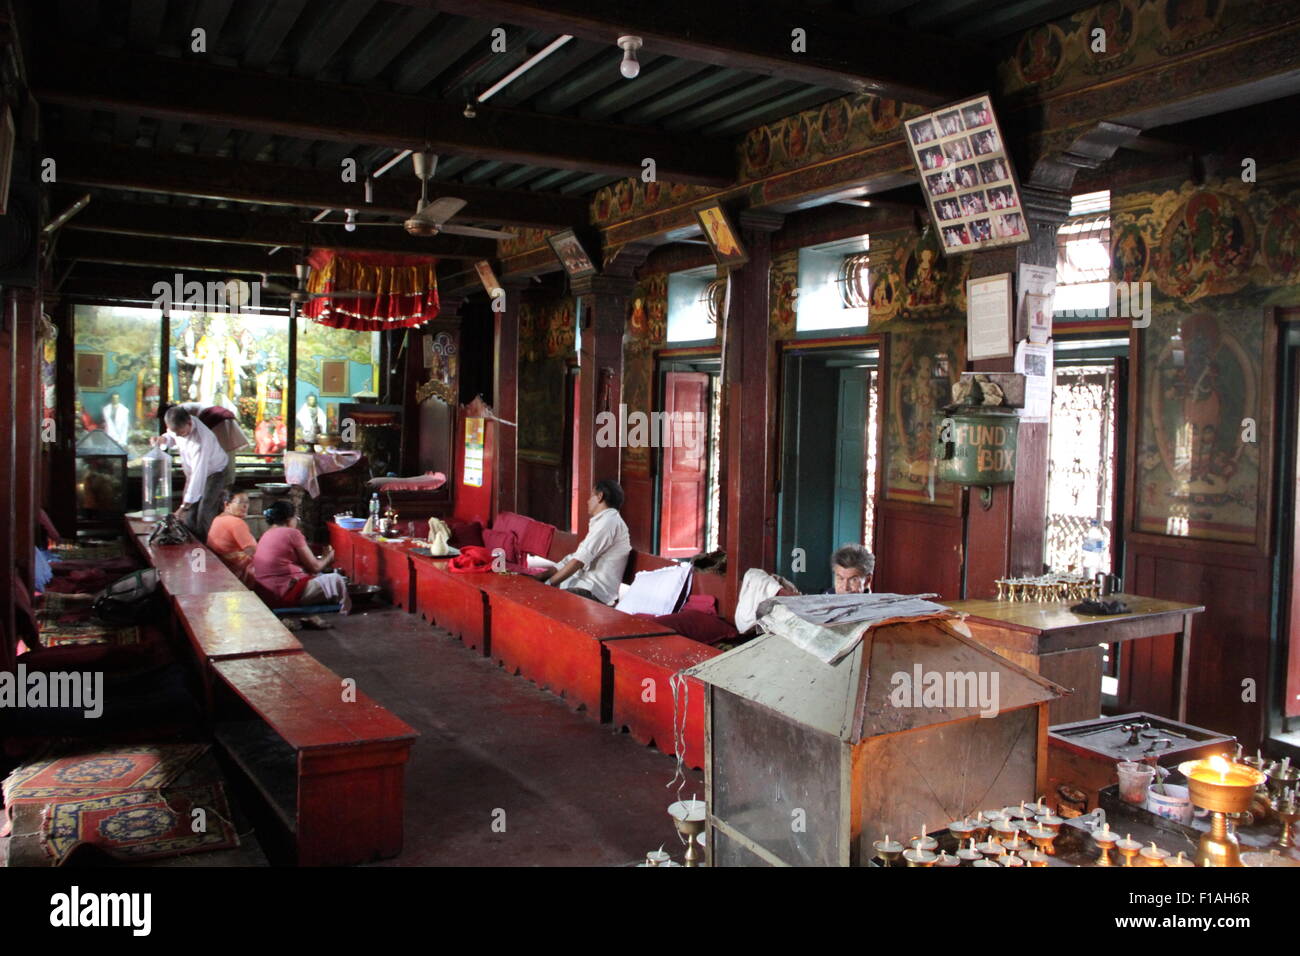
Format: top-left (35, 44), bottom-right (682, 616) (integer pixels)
top-left (883, 322), bottom-right (964, 508)
top-left (1134, 309), bottom-right (1264, 544)
top-left (868, 228), bottom-right (969, 325)
top-left (517, 298), bottom-right (576, 465)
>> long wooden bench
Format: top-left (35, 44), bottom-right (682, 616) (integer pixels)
top-left (123, 513), bottom-right (418, 866)
top-left (213, 654), bottom-right (416, 866)
top-left (606, 636), bottom-right (719, 770)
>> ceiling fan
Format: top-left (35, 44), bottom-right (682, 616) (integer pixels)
top-left (260, 262), bottom-right (377, 303)
top-left (321, 152), bottom-right (517, 240)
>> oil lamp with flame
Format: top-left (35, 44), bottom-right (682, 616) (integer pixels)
top-left (1179, 755), bottom-right (1266, 867)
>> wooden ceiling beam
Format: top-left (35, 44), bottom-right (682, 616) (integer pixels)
top-left (58, 193), bottom-right (497, 260)
top-left (44, 140), bottom-right (589, 228)
top-left (33, 40), bottom-right (735, 185)
top-left (390, 0), bottom-right (985, 104)
top-left (56, 232), bottom-right (301, 277)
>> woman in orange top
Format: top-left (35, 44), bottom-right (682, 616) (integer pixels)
top-left (206, 490), bottom-right (258, 583)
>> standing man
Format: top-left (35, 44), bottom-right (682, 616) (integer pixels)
top-left (102, 393), bottom-right (131, 448)
top-left (539, 479), bottom-right (631, 604)
top-left (297, 394), bottom-right (327, 449)
top-left (151, 404), bottom-right (228, 539)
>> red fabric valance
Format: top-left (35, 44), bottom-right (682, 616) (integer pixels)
top-left (303, 249), bottom-right (440, 331)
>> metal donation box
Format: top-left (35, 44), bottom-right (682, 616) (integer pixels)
top-left (933, 407), bottom-right (1019, 486)
top-left (685, 602), bottom-right (1064, 866)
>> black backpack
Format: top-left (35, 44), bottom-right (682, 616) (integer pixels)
top-left (93, 568), bottom-right (166, 626)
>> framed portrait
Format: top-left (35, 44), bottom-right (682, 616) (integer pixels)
top-left (76, 351), bottom-right (105, 388)
top-left (546, 229), bottom-right (598, 279)
top-left (883, 323), bottom-right (964, 509)
top-left (474, 259), bottom-right (503, 300)
top-left (693, 202), bottom-right (749, 268)
top-left (1129, 308), bottom-right (1272, 549)
top-left (903, 93), bottom-right (1030, 256)
top-left (320, 359), bottom-right (348, 396)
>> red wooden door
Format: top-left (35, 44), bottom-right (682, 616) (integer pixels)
top-left (658, 372), bottom-right (710, 557)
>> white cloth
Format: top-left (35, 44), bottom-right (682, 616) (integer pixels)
top-left (615, 562), bottom-right (692, 617)
top-left (284, 449), bottom-right (363, 497)
top-left (302, 571), bottom-right (350, 612)
top-left (558, 508), bottom-right (631, 605)
top-left (102, 402), bottom-right (130, 447)
top-left (427, 518), bottom-right (452, 556)
top-left (297, 403), bottom-right (327, 443)
top-left (159, 403), bottom-right (229, 504)
top-left (734, 568), bottom-right (799, 635)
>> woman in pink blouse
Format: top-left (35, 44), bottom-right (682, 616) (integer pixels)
top-left (251, 500), bottom-right (351, 612)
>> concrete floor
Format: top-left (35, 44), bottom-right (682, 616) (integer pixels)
top-left (295, 604), bottom-right (705, 866)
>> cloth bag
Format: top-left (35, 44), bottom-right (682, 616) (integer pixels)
top-left (427, 518), bottom-right (452, 556)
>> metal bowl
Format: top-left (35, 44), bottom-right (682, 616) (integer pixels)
top-left (346, 583), bottom-right (382, 608)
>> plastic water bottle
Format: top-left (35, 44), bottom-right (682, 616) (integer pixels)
top-left (1081, 520), bottom-right (1106, 576)
top-left (369, 493), bottom-right (380, 523)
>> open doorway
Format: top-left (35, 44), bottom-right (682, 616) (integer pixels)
top-left (776, 346), bottom-right (880, 593)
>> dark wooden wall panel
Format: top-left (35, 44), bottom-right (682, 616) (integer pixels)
top-left (620, 473), bottom-right (654, 553)
top-left (1124, 542), bottom-right (1270, 747)
top-left (874, 508), bottom-right (963, 601)
top-left (518, 458), bottom-right (567, 530)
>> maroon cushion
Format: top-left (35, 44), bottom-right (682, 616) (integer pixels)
top-left (652, 610), bottom-right (738, 646)
top-left (682, 594), bottom-right (718, 615)
top-left (447, 518), bottom-right (484, 548)
top-left (482, 527), bottom-right (520, 564)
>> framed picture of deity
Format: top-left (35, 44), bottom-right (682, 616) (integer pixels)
top-left (1127, 308), bottom-right (1275, 551)
top-left (904, 93), bottom-right (1029, 257)
top-left (882, 322), bottom-right (965, 511)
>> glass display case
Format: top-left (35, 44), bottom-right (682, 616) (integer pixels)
top-left (76, 429), bottom-right (128, 527)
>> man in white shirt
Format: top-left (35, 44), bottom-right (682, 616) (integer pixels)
top-left (150, 404), bottom-right (229, 539)
top-left (297, 394), bottom-right (327, 448)
top-left (102, 393), bottom-right (131, 448)
top-left (539, 479), bottom-right (631, 604)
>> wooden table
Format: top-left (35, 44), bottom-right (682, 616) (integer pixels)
top-left (336, 527), bottom-right (417, 611)
top-left (409, 554), bottom-right (491, 651)
top-left (172, 591), bottom-right (304, 662)
top-left (606, 635), bottom-right (720, 770)
top-left (947, 594), bottom-right (1204, 725)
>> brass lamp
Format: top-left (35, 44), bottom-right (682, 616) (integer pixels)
top-left (1179, 756), bottom-right (1266, 867)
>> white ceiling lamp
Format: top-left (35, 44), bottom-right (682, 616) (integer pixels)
top-left (344, 208), bottom-right (358, 232)
top-left (618, 36), bottom-right (642, 79)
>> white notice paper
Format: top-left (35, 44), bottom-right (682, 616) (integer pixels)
top-left (967, 273), bottom-right (1014, 360)
top-left (1017, 264), bottom-right (1057, 344)
top-left (1015, 341), bottom-right (1053, 424)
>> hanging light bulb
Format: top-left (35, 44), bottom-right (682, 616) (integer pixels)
top-left (617, 36), bottom-right (642, 79)
top-left (344, 208), bottom-right (358, 232)
top-left (364, 176), bottom-right (374, 204)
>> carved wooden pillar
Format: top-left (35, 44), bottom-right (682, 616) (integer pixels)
top-left (403, 296), bottom-right (461, 476)
top-left (0, 292), bottom-right (14, 667)
top-left (572, 274), bottom-right (635, 537)
top-left (11, 290), bottom-right (39, 591)
top-left (49, 300), bottom-right (77, 538)
top-left (723, 210), bottom-right (783, 604)
top-left (963, 186), bottom-right (1069, 598)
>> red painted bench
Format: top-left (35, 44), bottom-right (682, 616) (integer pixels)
top-left (410, 555), bottom-right (491, 651)
top-left (212, 654), bottom-right (417, 866)
top-left (478, 573), bottom-right (673, 719)
top-left (605, 635), bottom-right (720, 770)
top-left (327, 521), bottom-right (355, 577)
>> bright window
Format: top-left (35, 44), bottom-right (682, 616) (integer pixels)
top-left (666, 271), bottom-right (716, 343)
top-left (795, 239), bottom-right (870, 332)
top-left (1055, 190), bottom-right (1111, 316)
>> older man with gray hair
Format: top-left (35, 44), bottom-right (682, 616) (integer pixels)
top-left (829, 544), bottom-right (875, 594)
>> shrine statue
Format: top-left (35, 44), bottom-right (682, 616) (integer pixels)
top-left (187, 317), bottom-right (249, 407)
top-left (297, 394), bottom-right (327, 447)
top-left (255, 360), bottom-right (285, 425)
top-left (102, 392), bottom-right (131, 447)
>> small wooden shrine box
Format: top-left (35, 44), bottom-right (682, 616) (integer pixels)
top-left (685, 615), bottom-right (1065, 866)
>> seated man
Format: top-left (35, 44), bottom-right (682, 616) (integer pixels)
top-left (829, 544), bottom-right (875, 594)
top-left (537, 479), bottom-right (630, 604)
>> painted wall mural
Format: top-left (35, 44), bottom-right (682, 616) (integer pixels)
top-left (769, 250), bottom-right (799, 340)
top-left (1117, 168), bottom-right (1300, 547)
top-left (883, 320), bottom-right (964, 508)
top-left (998, 0), bottom-right (1293, 99)
top-left (518, 297), bottom-right (577, 465)
top-left (73, 305), bottom-right (164, 459)
top-left (623, 273), bottom-right (669, 476)
top-left (869, 227), bottom-right (971, 325)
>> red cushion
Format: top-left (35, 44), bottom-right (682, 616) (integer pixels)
top-left (449, 546), bottom-right (494, 573)
top-left (682, 594), bottom-right (718, 615)
top-left (482, 527), bottom-right (520, 564)
top-left (447, 518), bottom-right (484, 548)
top-left (652, 610), bottom-right (738, 646)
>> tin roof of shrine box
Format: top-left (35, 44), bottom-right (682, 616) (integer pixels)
top-left (684, 594), bottom-right (1066, 744)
